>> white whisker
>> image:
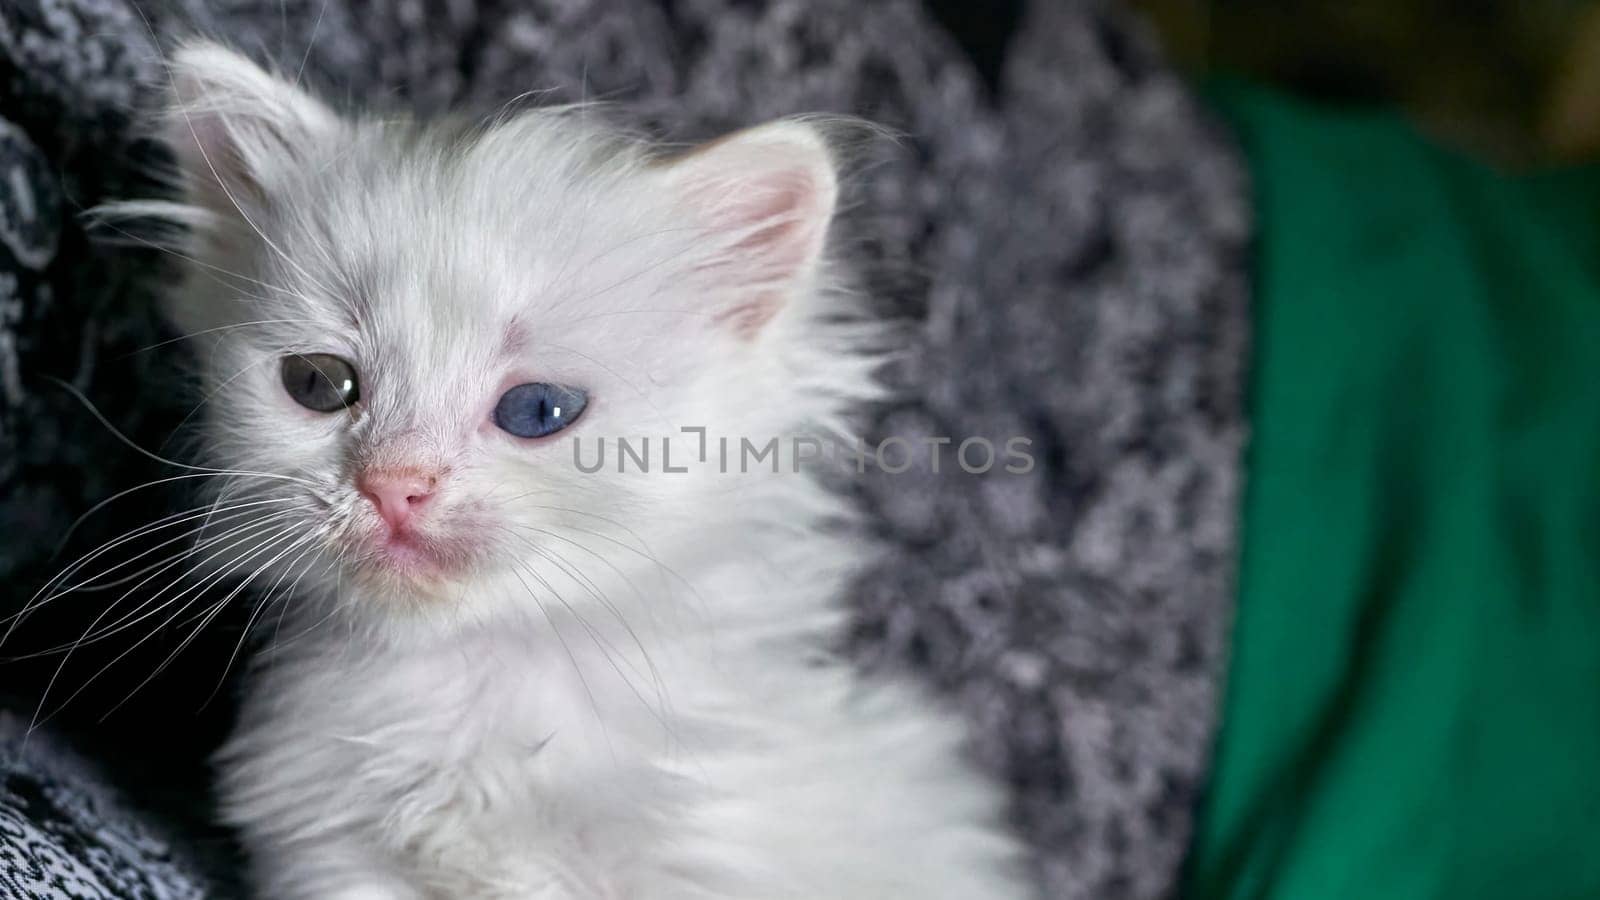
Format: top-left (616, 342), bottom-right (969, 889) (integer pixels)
top-left (29, 518), bottom-right (304, 732)
top-left (15, 512), bottom-right (301, 660)
top-left (47, 377), bottom-right (316, 486)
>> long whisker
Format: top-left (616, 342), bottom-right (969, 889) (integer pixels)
top-left (156, 353), bottom-right (277, 456)
top-left (11, 498), bottom-right (295, 634)
top-left (106, 530), bottom-right (318, 720)
top-left (80, 208), bottom-right (304, 306)
top-left (504, 562), bottom-right (613, 758)
top-left (27, 494), bottom-right (229, 620)
top-left (7, 496), bottom-right (293, 645)
top-left (498, 529), bottom-right (676, 738)
top-left (52, 470), bottom-right (299, 559)
top-left (168, 99), bottom-right (341, 302)
top-left (124, 318), bottom-right (317, 357)
top-left (260, 555), bottom-right (343, 657)
top-left (203, 535), bottom-right (324, 707)
top-left (512, 505), bottom-right (704, 604)
top-left (28, 519), bottom-right (303, 732)
top-left (499, 526), bottom-right (670, 684)
top-left (14, 512), bottom-right (301, 659)
top-left (46, 376), bottom-right (316, 486)
top-left (62, 501), bottom-right (293, 595)
top-left (292, 0), bottom-right (331, 89)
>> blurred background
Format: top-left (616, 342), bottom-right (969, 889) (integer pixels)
top-left (1137, 0), bottom-right (1600, 162)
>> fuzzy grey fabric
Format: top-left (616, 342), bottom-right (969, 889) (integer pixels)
top-left (0, 713), bottom-right (206, 899)
top-left (0, 0), bottom-right (1250, 896)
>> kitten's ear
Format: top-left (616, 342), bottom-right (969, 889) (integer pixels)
top-left (164, 41), bottom-right (339, 215)
top-left (660, 121), bottom-right (839, 337)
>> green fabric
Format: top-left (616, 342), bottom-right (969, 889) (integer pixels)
top-left (1187, 83), bottom-right (1600, 900)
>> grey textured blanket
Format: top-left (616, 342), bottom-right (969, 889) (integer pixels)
top-left (0, 1), bottom-right (1250, 896)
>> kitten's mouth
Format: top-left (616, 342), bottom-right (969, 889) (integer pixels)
top-left (353, 526), bottom-right (476, 583)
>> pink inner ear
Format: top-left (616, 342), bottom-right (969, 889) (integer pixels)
top-left (689, 162), bottom-right (830, 339)
top-left (166, 46), bottom-right (340, 213)
top-left (171, 107), bottom-right (270, 211)
top-left (713, 297), bottom-right (782, 338)
top-left (714, 168), bottom-right (823, 276)
top-left (667, 124), bottom-right (838, 339)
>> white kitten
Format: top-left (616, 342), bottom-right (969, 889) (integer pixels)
top-left (145, 42), bottom-right (1029, 900)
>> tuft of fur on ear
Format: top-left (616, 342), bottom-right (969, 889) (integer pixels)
top-left (660, 121), bottom-right (839, 338)
top-left (163, 41), bottom-right (339, 221)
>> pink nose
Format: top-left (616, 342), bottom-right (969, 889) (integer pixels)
top-left (358, 468), bottom-right (438, 532)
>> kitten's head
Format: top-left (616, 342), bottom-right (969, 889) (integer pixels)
top-left (151, 43), bottom-right (875, 624)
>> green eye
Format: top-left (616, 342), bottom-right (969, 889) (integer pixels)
top-left (281, 354), bottom-right (359, 412)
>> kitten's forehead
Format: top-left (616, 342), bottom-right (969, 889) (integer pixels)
top-left (289, 116), bottom-right (673, 326)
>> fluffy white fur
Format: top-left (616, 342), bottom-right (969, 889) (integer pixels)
top-left (141, 42), bottom-right (1030, 899)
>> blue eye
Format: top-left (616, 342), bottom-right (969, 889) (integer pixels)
top-left (494, 383), bottom-right (588, 439)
